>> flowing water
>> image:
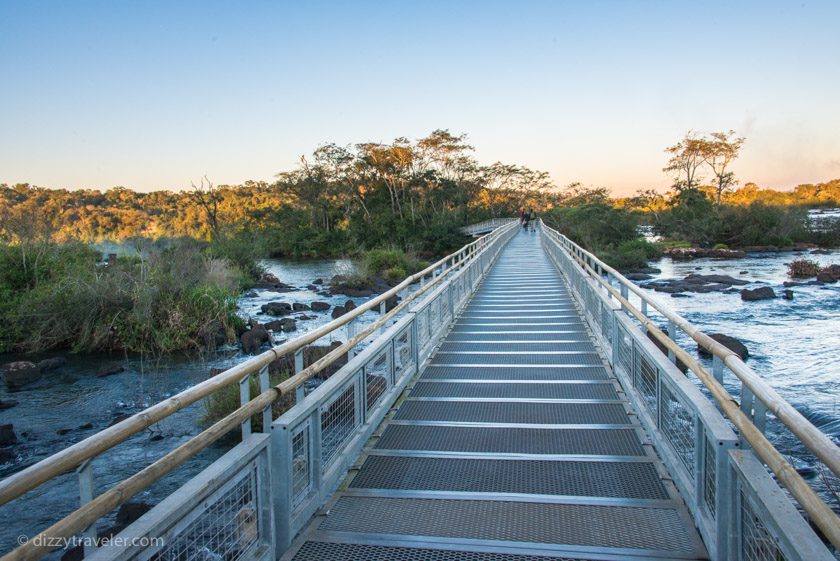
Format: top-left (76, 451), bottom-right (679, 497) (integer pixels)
top-left (1, 250), bottom-right (838, 554)
top-left (0, 257), bottom-right (385, 555)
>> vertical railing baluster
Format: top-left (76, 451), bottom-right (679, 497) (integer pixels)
top-left (77, 460), bottom-right (97, 556)
top-left (240, 374), bottom-right (251, 440)
top-left (295, 349), bottom-right (305, 403)
top-left (259, 365), bottom-right (271, 432)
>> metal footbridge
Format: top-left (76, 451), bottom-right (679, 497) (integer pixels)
top-left (2, 221), bottom-right (839, 561)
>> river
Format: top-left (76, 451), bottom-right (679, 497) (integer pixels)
top-left (1, 250), bottom-right (839, 554)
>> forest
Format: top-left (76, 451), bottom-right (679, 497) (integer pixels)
top-left (1, 129), bottom-right (838, 354)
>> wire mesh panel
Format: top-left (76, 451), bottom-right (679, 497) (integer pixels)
top-left (416, 307), bottom-right (430, 355)
top-left (290, 423), bottom-right (311, 507)
top-left (634, 348), bottom-right (659, 418)
top-left (394, 326), bottom-right (413, 381)
top-left (320, 383), bottom-right (358, 469)
top-left (741, 491), bottom-right (785, 561)
top-left (600, 300), bottom-right (612, 343)
top-left (616, 324), bottom-right (633, 378)
top-left (365, 348), bottom-right (391, 414)
top-left (149, 466), bottom-right (260, 561)
top-left (659, 381), bottom-right (696, 477)
top-left (704, 436), bottom-right (717, 517)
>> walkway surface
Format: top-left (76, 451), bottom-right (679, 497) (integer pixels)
top-left (285, 231), bottom-right (708, 561)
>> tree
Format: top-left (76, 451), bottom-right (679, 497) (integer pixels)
top-left (663, 131), bottom-right (708, 193)
top-left (705, 130), bottom-right (745, 205)
top-left (190, 177), bottom-right (222, 239)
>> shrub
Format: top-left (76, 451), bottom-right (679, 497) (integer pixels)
top-left (383, 266), bottom-right (407, 282)
top-left (787, 259), bottom-right (822, 278)
top-left (713, 243), bottom-right (729, 250)
top-left (364, 248), bottom-right (428, 277)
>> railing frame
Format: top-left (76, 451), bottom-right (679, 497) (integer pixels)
top-left (0, 220), bottom-right (518, 561)
top-left (539, 222), bottom-right (835, 561)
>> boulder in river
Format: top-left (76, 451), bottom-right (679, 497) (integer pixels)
top-left (97, 361), bottom-right (125, 377)
top-left (0, 400), bottom-right (18, 410)
top-left (313, 278), bottom-right (324, 285)
top-left (261, 301), bottom-right (293, 316)
top-left (278, 318), bottom-right (297, 332)
top-left (740, 287), bottom-right (777, 301)
top-left (116, 501), bottom-right (153, 524)
top-left (697, 334), bottom-right (749, 361)
top-left (640, 273), bottom-right (749, 295)
top-left (646, 331), bottom-right (687, 373)
top-left (292, 302), bottom-right (310, 311)
top-left (331, 306), bottom-right (347, 319)
top-left (782, 289), bottom-right (794, 300)
top-left (37, 357), bottom-right (67, 372)
top-left (241, 325), bottom-right (270, 354)
top-left (253, 272), bottom-right (295, 292)
top-left (0, 424), bottom-right (17, 446)
top-left (816, 271), bottom-right (837, 284)
top-left (311, 301), bottom-right (330, 312)
top-left (3, 361), bottom-right (42, 388)
top-left (624, 273), bottom-right (653, 281)
top-left (344, 299), bottom-right (357, 312)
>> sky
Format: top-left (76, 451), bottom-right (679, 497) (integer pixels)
top-left (1, 0), bottom-right (839, 196)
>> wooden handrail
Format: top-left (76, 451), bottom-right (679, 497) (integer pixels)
top-left (0, 222), bottom-right (516, 507)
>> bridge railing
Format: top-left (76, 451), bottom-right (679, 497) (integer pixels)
top-left (0, 222), bottom-right (519, 561)
top-left (539, 222), bottom-right (839, 561)
top-left (460, 217), bottom-right (518, 236)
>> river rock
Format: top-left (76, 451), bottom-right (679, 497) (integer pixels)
top-left (78, 422), bottom-right (94, 430)
top-left (646, 331), bottom-right (687, 373)
top-left (344, 299), bottom-right (357, 312)
top-left (97, 361), bottom-right (125, 377)
top-left (384, 295), bottom-right (401, 312)
top-left (810, 249), bottom-right (831, 255)
top-left (292, 302), bottom-right (310, 311)
top-left (331, 306), bottom-right (347, 319)
top-left (313, 278), bottom-right (324, 285)
top-left (782, 289), bottom-right (794, 300)
top-left (817, 271), bottom-right (837, 284)
top-left (261, 301), bottom-right (293, 316)
top-left (109, 413), bottom-right (132, 426)
top-left (311, 301), bottom-right (330, 312)
top-left (297, 314), bottom-right (315, 320)
top-left (253, 272), bottom-right (295, 292)
top-left (0, 448), bottom-right (16, 463)
top-left (243, 290), bottom-right (259, 298)
top-left (624, 273), bottom-right (653, 281)
top-left (740, 287), bottom-right (777, 301)
top-left (0, 424), bottom-right (17, 446)
top-left (37, 357), bottom-right (67, 372)
top-left (0, 400), bottom-right (18, 410)
top-left (278, 318), bottom-right (297, 332)
top-left (697, 334), bottom-right (749, 361)
top-left (116, 501), bottom-right (153, 524)
top-left (3, 361), bottom-right (42, 388)
top-left (641, 273), bottom-right (749, 295)
top-left (268, 341), bottom-right (348, 379)
top-left (241, 325), bottom-right (270, 354)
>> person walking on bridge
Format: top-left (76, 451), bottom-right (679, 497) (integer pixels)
top-left (521, 208), bottom-right (530, 231)
top-left (528, 208), bottom-right (537, 232)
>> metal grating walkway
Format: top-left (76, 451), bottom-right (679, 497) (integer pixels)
top-left (285, 231), bottom-right (708, 561)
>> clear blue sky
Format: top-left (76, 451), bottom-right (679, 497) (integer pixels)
top-left (1, 0), bottom-right (838, 195)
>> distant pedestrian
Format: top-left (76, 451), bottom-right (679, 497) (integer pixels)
top-left (521, 209), bottom-right (530, 231)
top-left (528, 208), bottom-right (537, 232)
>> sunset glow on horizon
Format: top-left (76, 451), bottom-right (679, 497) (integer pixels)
top-left (1, 0), bottom-right (838, 195)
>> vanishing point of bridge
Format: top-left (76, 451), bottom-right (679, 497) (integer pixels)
top-left (1, 220), bottom-right (838, 561)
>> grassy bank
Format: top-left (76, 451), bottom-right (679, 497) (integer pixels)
top-left (0, 237), bottom-right (256, 354)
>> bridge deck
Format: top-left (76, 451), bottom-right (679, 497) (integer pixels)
top-left (285, 232), bottom-right (708, 560)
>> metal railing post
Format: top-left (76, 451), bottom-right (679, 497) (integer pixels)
top-left (294, 349), bottom-right (305, 403)
top-left (240, 375), bottom-right (251, 440)
top-left (259, 365), bottom-right (271, 432)
top-left (77, 461), bottom-right (97, 557)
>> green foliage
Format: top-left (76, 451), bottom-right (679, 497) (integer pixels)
top-left (543, 203), bottom-right (658, 271)
top-left (364, 248), bottom-right (428, 277)
top-left (383, 266), bottom-right (407, 283)
top-left (0, 239), bottom-right (246, 354)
